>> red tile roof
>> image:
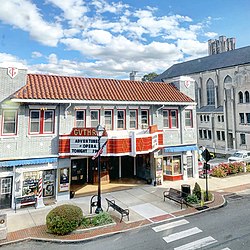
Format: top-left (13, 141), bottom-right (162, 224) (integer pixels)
top-left (12, 74), bottom-right (194, 103)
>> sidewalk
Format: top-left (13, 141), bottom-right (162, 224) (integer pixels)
top-left (1, 173), bottom-right (250, 245)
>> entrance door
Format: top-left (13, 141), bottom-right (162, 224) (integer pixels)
top-left (71, 159), bottom-right (87, 185)
top-left (122, 156), bottom-right (134, 178)
top-left (186, 156), bottom-right (193, 178)
top-left (0, 177), bottom-right (12, 209)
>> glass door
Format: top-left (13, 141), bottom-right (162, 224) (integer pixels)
top-left (0, 177), bottom-right (12, 209)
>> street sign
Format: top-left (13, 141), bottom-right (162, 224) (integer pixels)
top-left (201, 149), bottom-right (211, 162)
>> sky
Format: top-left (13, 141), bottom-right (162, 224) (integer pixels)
top-left (0, 0), bottom-right (250, 79)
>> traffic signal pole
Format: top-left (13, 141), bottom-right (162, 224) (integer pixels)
top-left (201, 149), bottom-right (211, 202)
top-left (205, 162), bottom-right (208, 202)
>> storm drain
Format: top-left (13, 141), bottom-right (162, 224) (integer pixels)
top-left (225, 194), bottom-right (243, 201)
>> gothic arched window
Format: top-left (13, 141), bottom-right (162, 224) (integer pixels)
top-left (245, 91), bottom-right (249, 103)
top-left (239, 91), bottom-right (243, 103)
top-left (224, 75), bottom-right (232, 84)
top-left (207, 78), bottom-right (215, 105)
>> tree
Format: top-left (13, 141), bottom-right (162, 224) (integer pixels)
top-left (142, 72), bottom-right (158, 82)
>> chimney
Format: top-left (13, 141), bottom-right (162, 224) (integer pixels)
top-left (129, 71), bottom-right (138, 81)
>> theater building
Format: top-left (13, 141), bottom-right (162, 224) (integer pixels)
top-left (0, 65), bottom-right (198, 209)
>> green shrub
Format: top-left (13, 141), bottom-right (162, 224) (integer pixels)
top-left (186, 194), bottom-right (199, 204)
top-left (81, 212), bottom-right (114, 228)
top-left (203, 191), bottom-right (213, 201)
top-left (46, 204), bottom-right (83, 235)
top-left (193, 182), bottom-right (201, 200)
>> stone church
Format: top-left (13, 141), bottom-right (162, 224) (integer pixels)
top-left (154, 36), bottom-right (250, 155)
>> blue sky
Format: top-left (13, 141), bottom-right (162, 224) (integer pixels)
top-left (0, 0), bottom-right (249, 79)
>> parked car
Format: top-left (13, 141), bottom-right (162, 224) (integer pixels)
top-left (228, 151), bottom-right (250, 163)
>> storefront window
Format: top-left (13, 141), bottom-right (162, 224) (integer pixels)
top-left (22, 172), bottom-right (39, 196)
top-left (43, 170), bottom-right (55, 197)
top-left (163, 155), bottom-right (181, 175)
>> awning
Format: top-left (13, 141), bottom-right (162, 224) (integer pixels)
top-left (164, 145), bottom-right (198, 153)
top-left (0, 157), bottom-right (58, 167)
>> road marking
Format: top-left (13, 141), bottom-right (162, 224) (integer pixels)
top-left (220, 248), bottom-right (231, 250)
top-left (163, 227), bottom-right (202, 243)
top-left (152, 219), bottom-right (189, 232)
top-left (130, 203), bottom-right (168, 219)
top-left (174, 236), bottom-right (217, 250)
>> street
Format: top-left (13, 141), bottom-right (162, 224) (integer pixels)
top-left (2, 191), bottom-right (250, 250)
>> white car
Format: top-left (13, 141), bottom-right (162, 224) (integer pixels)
top-left (228, 151), bottom-right (250, 163)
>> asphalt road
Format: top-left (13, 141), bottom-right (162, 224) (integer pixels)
top-left (2, 192), bottom-right (250, 249)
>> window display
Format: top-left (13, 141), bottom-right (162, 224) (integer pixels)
top-left (22, 172), bottom-right (39, 196)
top-left (163, 155), bottom-right (181, 175)
top-left (156, 158), bottom-right (163, 185)
top-left (59, 168), bottom-right (70, 192)
top-left (43, 170), bottom-right (55, 197)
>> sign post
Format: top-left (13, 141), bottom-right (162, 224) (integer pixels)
top-left (201, 149), bottom-right (211, 201)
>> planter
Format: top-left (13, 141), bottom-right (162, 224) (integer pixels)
top-left (187, 193), bottom-right (214, 208)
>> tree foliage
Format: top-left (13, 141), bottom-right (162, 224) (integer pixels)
top-left (142, 72), bottom-right (158, 82)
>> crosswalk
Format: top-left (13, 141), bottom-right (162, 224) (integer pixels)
top-left (152, 219), bottom-right (231, 250)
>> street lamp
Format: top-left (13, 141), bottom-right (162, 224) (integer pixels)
top-left (95, 124), bottom-right (105, 214)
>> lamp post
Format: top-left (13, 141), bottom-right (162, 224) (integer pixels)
top-left (95, 124), bottom-right (105, 214)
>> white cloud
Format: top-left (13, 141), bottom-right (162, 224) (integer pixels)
top-left (87, 30), bottom-right (113, 44)
top-left (0, 0), bottom-right (63, 46)
top-left (32, 51), bottom-right (43, 58)
top-left (46, 0), bottom-right (88, 25)
top-left (48, 53), bottom-right (58, 64)
top-left (205, 32), bottom-right (218, 39)
top-left (0, 1), bottom-right (218, 79)
top-left (0, 53), bottom-right (27, 68)
top-left (177, 39), bottom-right (207, 58)
top-left (92, 0), bottom-right (129, 14)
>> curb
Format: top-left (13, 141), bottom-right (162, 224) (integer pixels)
top-left (0, 192), bottom-right (228, 246)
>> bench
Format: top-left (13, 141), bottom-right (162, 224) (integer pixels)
top-left (106, 198), bottom-right (129, 222)
top-left (163, 188), bottom-right (188, 209)
top-left (15, 195), bottom-right (37, 212)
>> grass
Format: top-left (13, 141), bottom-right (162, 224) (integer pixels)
top-left (80, 212), bottom-right (114, 229)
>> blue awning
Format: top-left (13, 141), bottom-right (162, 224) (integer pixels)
top-left (164, 145), bottom-right (198, 153)
top-left (0, 157), bottom-right (58, 167)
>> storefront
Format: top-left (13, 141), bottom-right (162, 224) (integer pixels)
top-left (162, 145), bottom-right (198, 181)
top-left (0, 168), bottom-right (13, 209)
top-left (59, 126), bottom-right (164, 189)
top-left (0, 158), bottom-right (57, 209)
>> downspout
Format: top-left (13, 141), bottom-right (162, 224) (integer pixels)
top-left (64, 103), bottom-right (72, 119)
top-left (156, 105), bottom-right (165, 117)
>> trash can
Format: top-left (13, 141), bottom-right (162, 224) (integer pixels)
top-left (181, 184), bottom-right (191, 199)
